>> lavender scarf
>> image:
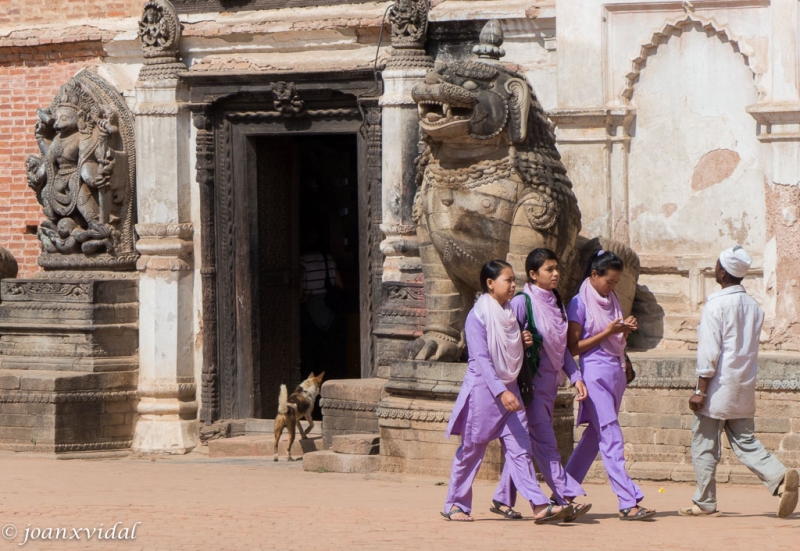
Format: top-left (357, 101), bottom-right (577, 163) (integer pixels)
top-left (578, 277), bottom-right (626, 368)
top-left (473, 293), bottom-right (524, 384)
top-left (524, 283), bottom-right (567, 369)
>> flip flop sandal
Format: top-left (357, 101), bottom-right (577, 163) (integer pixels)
top-left (441, 507), bottom-right (473, 522)
top-left (564, 502), bottom-right (592, 522)
top-left (489, 499), bottom-right (523, 519)
top-left (778, 468), bottom-right (799, 519)
top-left (534, 503), bottom-right (573, 524)
top-left (619, 506), bottom-right (656, 521)
top-left (677, 504), bottom-right (722, 517)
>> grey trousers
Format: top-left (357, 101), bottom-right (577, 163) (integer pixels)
top-left (691, 413), bottom-right (787, 511)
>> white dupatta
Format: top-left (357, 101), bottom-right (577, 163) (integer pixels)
top-left (473, 293), bottom-right (524, 384)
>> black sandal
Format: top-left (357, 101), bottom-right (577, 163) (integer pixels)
top-left (489, 499), bottom-right (523, 519)
top-left (441, 506), bottom-right (473, 522)
top-left (619, 506), bottom-right (656, 521)
top-left (564, 502), bottom-right (592, 522)
top-left (534, 503), bottom-right (573, 524)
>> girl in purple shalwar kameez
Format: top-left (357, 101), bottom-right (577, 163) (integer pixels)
top-left (564, 251), bottom-right (656, 521)
top-left (442, 260), bottom-right (572, 523)
top-left (491, 248), bottom-right (593, 523)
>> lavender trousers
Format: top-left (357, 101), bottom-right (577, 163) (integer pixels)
top-left (493, 417), bottom-right (586, 507)
top-left (565, 419), bottom-right (643, 510)
top-left (444, 415), bottom-right (550, 515)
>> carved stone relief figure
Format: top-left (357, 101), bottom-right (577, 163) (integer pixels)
top-left (408, 20), bottom-right (639, 361)
top-left (25, 70), bottom-right (137, 270)
top-left (389, 0), bottom-right (428, 49)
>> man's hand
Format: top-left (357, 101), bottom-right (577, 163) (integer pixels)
top-left (688, 394), bottom-right (705, 412)
top-left (500, 390), bottom-right (522, 412)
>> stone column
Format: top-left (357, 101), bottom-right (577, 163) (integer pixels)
top-left (379, 0), bottom-right (434, 284)
top-left (131, 0), bottom-right (198, 453)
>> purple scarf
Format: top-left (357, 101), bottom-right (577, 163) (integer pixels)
top-left (525, 283), bottom-right (567, 369)
top-left (578, 277), bottom-right (626, 367)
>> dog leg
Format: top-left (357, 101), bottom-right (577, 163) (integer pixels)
top-left (303, 412), bottom-right (315, 438)
top-left (286, 417), bottom-right (296, 461)
top-left (297, 417), bottom-right (306, 440)
top-left (273, 415), bottom-right (286, 462)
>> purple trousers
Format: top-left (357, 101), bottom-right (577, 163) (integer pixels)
top-left (565, 419), bottom-right (643, 509)
top-left (444, 415), bottom-right (550, 515)
top-left (493, 413), bottom-right (586, 507)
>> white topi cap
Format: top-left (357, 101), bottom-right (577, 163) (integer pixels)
top-left (719, 245), bottom-right (751, 278)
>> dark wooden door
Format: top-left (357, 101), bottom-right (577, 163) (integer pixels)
top-left (254, 137), bottom-right (301, 418)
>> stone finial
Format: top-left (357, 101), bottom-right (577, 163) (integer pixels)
top-left (389, 0), bottom-right (428, 49)
top-left (386, 0), bottom-right (433, 69)
top-left (472, 19), bottom-right (506, 60)
top-left (137, 0), bottom-right (186, 82)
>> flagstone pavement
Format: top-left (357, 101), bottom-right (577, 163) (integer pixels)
top-left (0, 449), bottom-right (797, 551)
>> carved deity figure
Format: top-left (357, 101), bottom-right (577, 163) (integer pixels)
top-left (25, 80), bottom-right (122, 256)
top-left (389, 0), bottom-right (428, 46)
top-left (409, 20), bottom-right (639, 361)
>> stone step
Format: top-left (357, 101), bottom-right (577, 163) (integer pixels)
top-left (243, 418), bottom-right (322, 436)
top-left (302, 450), bottom-right (380, 474)
top-left (208, 434), bottom-right (323, 459)
top-left (331, 433), bottom-right (380, 455)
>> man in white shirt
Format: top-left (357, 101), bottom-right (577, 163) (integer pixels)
top-left (679, 245), bottom-right (798, 518)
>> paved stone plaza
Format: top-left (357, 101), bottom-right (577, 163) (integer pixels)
top-left (0, 450), bottom-right (796, 551)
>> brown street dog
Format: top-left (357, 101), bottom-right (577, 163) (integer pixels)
top-left (273, 371), bottom-right (325, 461)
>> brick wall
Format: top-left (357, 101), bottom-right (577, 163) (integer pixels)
top-left (0, 1), bottom-right (142, 27)
top-left (575, 355), bottom-right (800, 485)
top-left (0, 47), bottom-right (103, 276)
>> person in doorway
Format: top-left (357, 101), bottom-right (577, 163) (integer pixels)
top-left (299, 227), bottom-right (345, 381)
top-left (491, 248), bottom-right (592, 522)
top-left (565, 250), bottom-right (656, 521)
top-left (441, 260), bottom-right (572, 523)
top-left (679, 245), bottom-right (798, 518)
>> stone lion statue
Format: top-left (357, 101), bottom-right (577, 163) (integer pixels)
top-left (408, 20), bottom-right (639, 361)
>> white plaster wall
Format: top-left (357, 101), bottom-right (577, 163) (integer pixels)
top-left (627, 26), bottom-right (765, 257)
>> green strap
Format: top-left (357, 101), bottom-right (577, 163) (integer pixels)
top-left (516, 291), bottom-right (543, 378)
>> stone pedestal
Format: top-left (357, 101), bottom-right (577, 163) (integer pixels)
top-left (0, 277), bottom-right (139, 453)
top-left (377, 360), bottom-right (576, 479)
top-left (319, 378), bottom-right (385, 448)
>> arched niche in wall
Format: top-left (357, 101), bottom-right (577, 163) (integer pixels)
top-left (626, 19), bottom-right (764, 260)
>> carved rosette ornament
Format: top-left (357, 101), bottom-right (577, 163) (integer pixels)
top-left (25, 70), bottom-right (138, 271)
top-left (387, 0), bottom-right (433, 69)
top-left (137, 0), bottom-right (186, 82)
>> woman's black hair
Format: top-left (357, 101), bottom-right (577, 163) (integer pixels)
top-left (479, 259), bottom-right (513, 293)
top-left (525, 247), bottom-right (566, 320)
top-left (583, 250), bottom-right (625, 280)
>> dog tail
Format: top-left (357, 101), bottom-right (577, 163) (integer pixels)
top-left (277, 384), bottom-right (288, 415)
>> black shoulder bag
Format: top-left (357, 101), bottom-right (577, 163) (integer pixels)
top-left (516, 291), bottom-right (543, 406)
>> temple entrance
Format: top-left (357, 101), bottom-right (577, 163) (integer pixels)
top-left (254, 134), bottom-right (361, 417)
top-left (189, 70), bottom-right (382, 424)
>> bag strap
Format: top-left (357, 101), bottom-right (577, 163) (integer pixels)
top-left (516, 291), bottom-right (543, 378)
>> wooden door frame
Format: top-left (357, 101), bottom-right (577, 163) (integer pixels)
top-left (187, 70), bottom-right (383, 422)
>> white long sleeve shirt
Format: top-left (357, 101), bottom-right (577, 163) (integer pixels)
top-left (696, 285), bottom-right (764, 420)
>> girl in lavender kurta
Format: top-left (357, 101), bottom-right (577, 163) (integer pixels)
top-left (491, 248), bottom-right (592, 522)
top-left (442, 260), bottom-right (572, 523)
top-left (564, 250), bottom-right (656, 521)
